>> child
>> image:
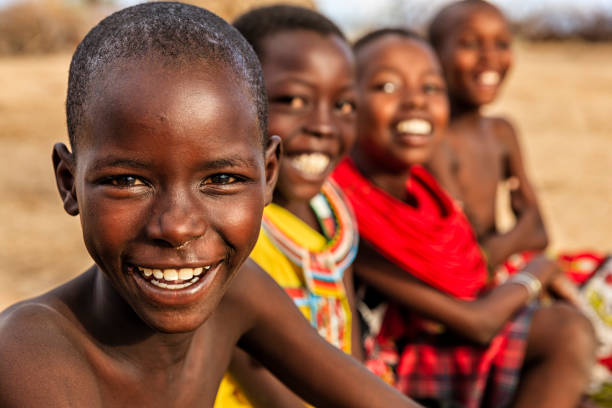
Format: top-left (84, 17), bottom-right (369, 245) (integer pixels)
top-left (427, 0), bottom-right (548, 271)
top-left (215, 5), bottom-right (360, 407)
top-left (0, 3), bottom-right (420, 407)
top-left (332, 28), bottom-right (596, 407)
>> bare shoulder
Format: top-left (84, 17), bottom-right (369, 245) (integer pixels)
top-left (489, 116), bottom-right (519, 145)
top-left (0, 298), bottom-right (99, 407)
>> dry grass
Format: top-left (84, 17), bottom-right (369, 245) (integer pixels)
top-left (1, 40), bottom-right (611, 309)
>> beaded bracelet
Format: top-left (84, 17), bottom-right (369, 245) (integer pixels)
top-left (508, 271), bottom-right (542, 301)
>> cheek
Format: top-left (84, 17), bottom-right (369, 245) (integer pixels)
top-left (501, 51), bottom-right (513, 72)
top-left (211, 194), bottom-right (264, 256)
top-left (338, 117), bottom-right (357, 154)
top-left (431, 95), bottom-right (450, 130)
top-left (267, 112), bottom-right (301, 141)
top-left (80, 194), bottom-right (146, 265)
top-left (358, 95), bottom-right (395, 131)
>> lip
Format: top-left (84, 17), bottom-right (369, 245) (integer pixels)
top-left (392, 116), bottom-right (434, 148)
top-left (128, 260), bottom-right (224, 307)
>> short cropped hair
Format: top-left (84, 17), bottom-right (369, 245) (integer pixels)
top-left (233, 5), bottom-right (345, 62)
top-left (428, 0), bottom-right (504, 52)
top-left (66, 1), bottom-right (267, 150)
top-left (353, 27), bottom-right (425, 55)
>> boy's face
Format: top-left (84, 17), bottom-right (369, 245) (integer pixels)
top-left (437, 6), bottom-right (513, 107)
top-left (261, 30), bottom-right (356, 203)
top-left (356, 36), bottom-right (449, 168)
top-left (54, 58), bottom-right (279, 333)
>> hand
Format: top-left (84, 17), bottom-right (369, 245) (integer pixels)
top-left (547, 274), bottom-right (582, 307)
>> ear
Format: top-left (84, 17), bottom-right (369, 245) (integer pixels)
top-left (52, 143), bottom-right (79, 216)
top-left (263, 135), bottom-right (282, 206)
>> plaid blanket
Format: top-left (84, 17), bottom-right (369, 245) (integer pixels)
top-left (365, 305), bottom-right (535, 408)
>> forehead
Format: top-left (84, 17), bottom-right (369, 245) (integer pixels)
top-left (357, 36), bottom-right (441, 76)
top-left (80, 57), bottom-right (260, 152)
top-left (260, 30), bottom-right (354, 79)
top-left (442, 4), bottom-right (509, 38)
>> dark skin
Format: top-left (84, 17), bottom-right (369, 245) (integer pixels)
top-left (427, 4), bottom-right (549, 270)
top-left (352, 35), bottom-right (596, 408)
top-left (0, 57), bottom-right (419, 408)
top-left (224, 30), bottom-right (361, 407)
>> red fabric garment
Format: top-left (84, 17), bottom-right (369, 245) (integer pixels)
top-left (331, 158), bottom-right (488, 300)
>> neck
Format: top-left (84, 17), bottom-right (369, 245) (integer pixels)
top-left (351, 147), bottom-right (412, 202)
top-left (450, 96), bottom-right (481, 119)
top-left (272, 192), bottom-right (321, 233)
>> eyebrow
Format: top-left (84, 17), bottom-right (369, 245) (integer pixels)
top-left (200, 156), bottom-right (260, 171)
top-left (90, 158), bottom-right (151, 173)
top-left (89, 155), bottom-right (260, 173)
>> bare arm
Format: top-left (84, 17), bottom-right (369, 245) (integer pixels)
top-left (480, 118), bottom-right (549, 267)
top-left (227, 348), bottom-right (306, 408)
top-left (230, 262), bottom-right (422, 408)
top-left (354, 242), bottom-right (560, 345)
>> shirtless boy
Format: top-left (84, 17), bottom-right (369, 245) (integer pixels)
top-left (0, 3), bottom-right (418, 407)
top-left (427, 0), bottom-right (548, 269)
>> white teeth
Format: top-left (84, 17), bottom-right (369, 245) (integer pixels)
top-left (397, 119), bottom-right (432, 135)
top-left (150, 276), bottom-right (201, 290)
top-left (163, 269), bottom-right (178, 281)
top-left (178, 268), bottom-right (193, 280)
top-left (137, 265), bottom-right (213, 289)
top-left (479, 71), bottom-right (500, 86)
top-left (290, 153), bottom-right (330, 176)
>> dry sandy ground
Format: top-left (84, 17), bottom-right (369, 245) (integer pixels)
top-left (0, 41), bottom-right (611, 309)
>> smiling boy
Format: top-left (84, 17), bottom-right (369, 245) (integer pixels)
top-left (426, 0), bottom-right (550, 272)
top-left (0, 3), bottom-right (419, 407)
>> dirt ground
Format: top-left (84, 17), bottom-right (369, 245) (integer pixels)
top-left (0, 40), bottom-right (611, 309)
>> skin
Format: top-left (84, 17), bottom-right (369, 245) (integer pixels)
top-left (351, 35), bottom-right (596, 407)
top-left (0, 57), bottom-right (419, 408)
top-left (428, 4), bottom-right (549, 269)
top-left (225, 30), bottom-right (362, 407)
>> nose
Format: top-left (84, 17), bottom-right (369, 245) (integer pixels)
top-left (147, 189), bottom-right (207, 248)
top-left (400, 86), bottom-right (426, 110)
top-left (303, 101), bottom-right (336, 138)
top-left (479, 42), bottom-right (498, 66)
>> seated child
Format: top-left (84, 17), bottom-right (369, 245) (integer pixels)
top-left (332, 28), bottom-right (596, 408)
top-left (426, 0), bottom-right (548, 272)
top-left (215, 6), bottom-right (361, 407)
top-left (0, 3), bottom-right (420, 407)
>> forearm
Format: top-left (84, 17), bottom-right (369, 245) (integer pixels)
top-left (481, 207), bottom-right (548, 268)
top-left (229, 348), bottom-right (306, 408)
top-left (355, 252), bottom-right (555, 345)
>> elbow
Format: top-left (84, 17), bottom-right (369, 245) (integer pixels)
top-left (464, 313), bottom-right (500, 346)
top-left (533, 225), bottom-right (549, 251)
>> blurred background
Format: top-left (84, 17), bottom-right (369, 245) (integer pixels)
top-left (1, 0), bottom-right (611, 309)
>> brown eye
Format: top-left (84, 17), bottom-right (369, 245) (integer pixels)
top-left (108, 175), bottom-right (145, 187)
top-left (290, 96), bottom-right (306, 109)
top-left (336, 100), bottom-right (356, 115)
top-left (202, 174), bottom-right (238, 185)
top-left (381, 82), bottom-right (397, 93)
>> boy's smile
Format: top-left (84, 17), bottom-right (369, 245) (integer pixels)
top-left (54, 57), bottom-right (279, 333)
top-left (356, 36), bottom-right (449, 168)
top-left (437, 5), bottom-right (513, 107)
top-left (262, 30), bottom-right (356, 203)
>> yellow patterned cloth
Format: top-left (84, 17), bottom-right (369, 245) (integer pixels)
top-left (215, 182), bottom-right (357, 408)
